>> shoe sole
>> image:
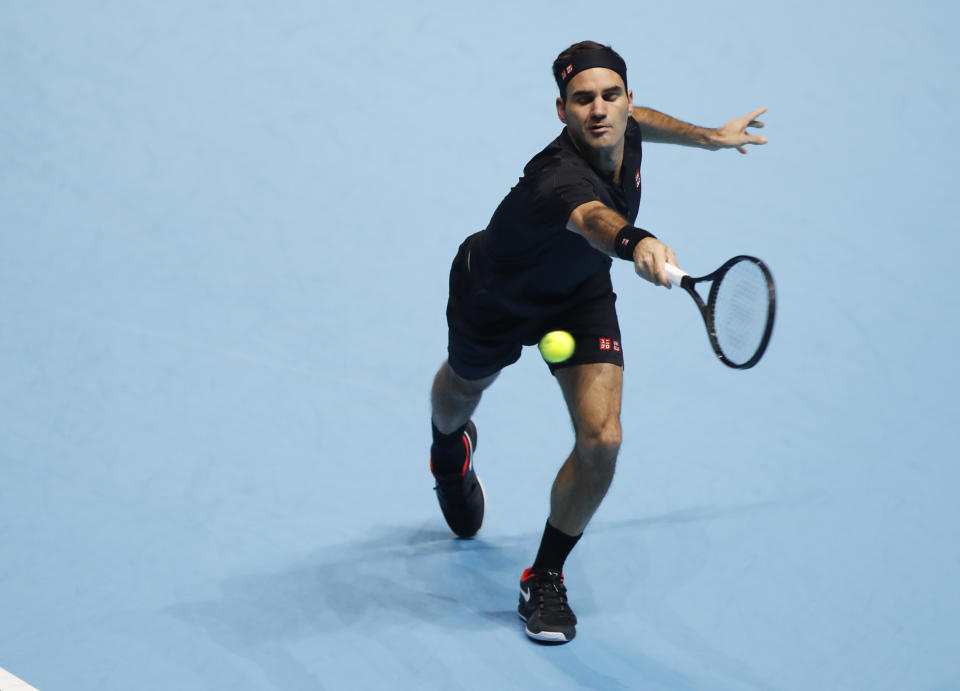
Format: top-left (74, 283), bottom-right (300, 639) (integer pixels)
top-left (447, 475), bottom-right (485, 539)
top-left (474, 476), bottom-right (486, 535)
top-left (465, 421), bottom-right (482, 537)
top-left (517, 612), bottom-right (574, 643)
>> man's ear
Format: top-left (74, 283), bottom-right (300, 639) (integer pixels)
top-left (556, 96), bottom-right (567, 124)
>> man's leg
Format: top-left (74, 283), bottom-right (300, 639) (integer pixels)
top-left (430, 361), bottom-right (499, 434)
top-left (429, 361), bottom-right (499, 538)
top-left (550, 361), bottom-right (623, 535)
top-left (519, 362), bottom-right (622, 643)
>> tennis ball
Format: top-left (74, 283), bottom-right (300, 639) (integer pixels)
top-left (538, 330), bottom-right (576, 364)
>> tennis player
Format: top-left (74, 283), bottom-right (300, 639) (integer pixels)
top-left (429, 40), bottom-right (767, 643)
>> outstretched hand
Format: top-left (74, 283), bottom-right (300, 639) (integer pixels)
top-left (633, 237), bottom-right (677, 288)
top-left (712, 107), bottom-right (768, 154)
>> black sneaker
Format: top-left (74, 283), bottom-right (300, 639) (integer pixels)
top-left (517, 567), bottom-right (577, 643)
top-left (431, 420), bottom-right (484, 538)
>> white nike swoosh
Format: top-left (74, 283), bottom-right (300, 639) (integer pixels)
top-left (520, 586), bottom-right (531, 603)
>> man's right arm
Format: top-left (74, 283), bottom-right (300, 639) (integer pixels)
top-left (566, 201), bottom-right (677, 287)
top-left (632, 106), bottom-right (768, 154)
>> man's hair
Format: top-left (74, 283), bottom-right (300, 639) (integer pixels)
top-left (552, 41), bottom-right (627, 101)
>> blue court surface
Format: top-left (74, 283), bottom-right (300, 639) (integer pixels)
top-left (2, 2), bottom-right (959, 689)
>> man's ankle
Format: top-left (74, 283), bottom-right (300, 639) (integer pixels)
top-left (431, 421), bottom-right (468, 475)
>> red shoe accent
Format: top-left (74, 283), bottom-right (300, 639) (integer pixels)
top-left (460, 434), bottom-right (471, 476)
top-left (521, 567), bottom-right (564, 582)
top-left (432, 427), bottom-right (472, 477)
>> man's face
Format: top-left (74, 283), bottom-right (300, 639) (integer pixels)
top-left (556, 67), bottom-right (633, 157)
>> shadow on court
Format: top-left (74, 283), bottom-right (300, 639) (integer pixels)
top-left (160, 504), bottom-right (785, 690)
top-left (166, 525), bottom-right (528, 643)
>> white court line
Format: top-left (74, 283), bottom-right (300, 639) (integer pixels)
top-left (0, 666), bottom-right (39, 691)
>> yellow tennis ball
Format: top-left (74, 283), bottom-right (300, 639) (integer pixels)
top-left (538, 330), bottom-right (576, 364)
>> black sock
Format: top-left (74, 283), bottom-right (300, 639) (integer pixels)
top-left (431, 421), bottom-right (467, 474)
top-left (531, 520), bottom-right (582, 574)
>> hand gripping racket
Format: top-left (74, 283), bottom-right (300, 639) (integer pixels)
top-left (664, 256), bottom-right (776, 369)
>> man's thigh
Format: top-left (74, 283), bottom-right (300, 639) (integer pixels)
top-left (554, 362), bottom-right (623, 436)
top-left (447, 326), bottom-right (523, 381)
top-left (445, 236), bottom-right (525, 380)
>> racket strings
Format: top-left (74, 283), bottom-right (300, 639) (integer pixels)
top-left (711, 261), bottom-right (771, 366)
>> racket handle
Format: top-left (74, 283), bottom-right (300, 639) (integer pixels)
top-left (664, 263), bottom-right (688, 287)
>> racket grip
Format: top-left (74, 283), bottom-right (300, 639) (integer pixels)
top-left (664, 263), bottom-right (688, 287)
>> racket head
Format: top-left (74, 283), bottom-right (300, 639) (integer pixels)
top-left (701, 255), bottom-right (776, 369)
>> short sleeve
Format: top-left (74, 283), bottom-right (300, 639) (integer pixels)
top-left (527, 160), bottom-right (600, 230)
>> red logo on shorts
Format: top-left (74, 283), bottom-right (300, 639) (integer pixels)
top-left (599, 338), bottom-right (621, 352)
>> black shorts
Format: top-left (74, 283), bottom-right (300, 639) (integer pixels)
top-left (445, 237), bottom-right (624, 380)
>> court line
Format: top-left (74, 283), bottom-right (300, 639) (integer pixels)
top-left (0, 666), bottom-right (39, 691)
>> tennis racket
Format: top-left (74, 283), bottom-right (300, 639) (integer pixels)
top-left (664, 256), bottom-right (776, 369)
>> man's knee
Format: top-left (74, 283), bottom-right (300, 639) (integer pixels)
top-left (571, 422), bottom-right (620, 494)
top-left (441, 361), bottom-right (499, 396)
top-left (432, 362), bottom-right (498, 415)
top-left (576, 418), bottom-right (622, 461)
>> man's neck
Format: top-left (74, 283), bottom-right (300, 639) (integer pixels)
top-left (566, 131), bottom-right (625, 184)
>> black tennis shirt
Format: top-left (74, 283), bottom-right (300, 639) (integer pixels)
top-left (463, 117), bottom-right (644, 320)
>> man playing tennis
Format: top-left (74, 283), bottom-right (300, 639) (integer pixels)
top-left (428, 40), bottom-right (767, 643)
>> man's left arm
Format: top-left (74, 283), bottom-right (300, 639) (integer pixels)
top-left (632, 106), bottom-right (768, 154)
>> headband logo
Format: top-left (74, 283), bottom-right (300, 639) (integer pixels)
top-left (561, 64), bottom-right (574, 81)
